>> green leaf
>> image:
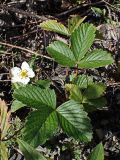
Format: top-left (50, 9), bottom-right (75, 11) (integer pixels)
top-left (17, 139), bottom-right (48, 160)
top-left (0, 142), bottom-right (8, 160)
top-left (40, 20), bottom-right (70, 36)
top-left (11, 100), bottom-right (26, 112)
top-left (83, 97), bottom-right (107, 112)
top-left (76, 75), bottom-right (93, 88)
top-left (12, 82), bottom-right (25, 90)
top-left (83, 83), bottom-right (106, 100)
top-left (22, 109), bottom-right (58, 147)
top-left (68, 15), bottom-right (86, 33)
top-left (57, 100), bottom-right (92, 142)
top-left (88, 142), bottom-right (104, 160)
top-left (65, 84), bottom-right (82, 102)
top-left (13, 85), bottom-right (56, 109)
top-left (91, 7), bottom-right (103, 16)
top-left (71, 23), bottom-right (96, 61)
top-left (35, 80), bottom-right (51, 89)
top-left (47, 41), bottom-right (76, 67)
top-left (78, 49), bottom-right (114, 68)
top-left (69, 74), bottom-right (77, 82)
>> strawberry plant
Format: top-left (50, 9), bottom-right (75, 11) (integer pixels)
top-left (13, 85), bottom-right (92, 147)
top-left (0, 99), bottom-right (104, 160)
top-left (40, 18), bottom-right (113, 69)
top-left (66, 75), bottom-right (107, 112)
top-left (1, 16), bottom-right (114, 160)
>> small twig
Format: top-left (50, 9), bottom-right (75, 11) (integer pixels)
top-left (106, 82), bottom-right (120, 87)
top-left (0, 50), bottom-right (12, 55)
top-left (0, 80), bottom-right (11, 82)
top-left (2, 126), bottom-right (24, 142)
top-left (0, 41), bottom-right (53, 60)
top-left (55, 0), bottom-right (120, 18)
top-left (0, 73), bottom-right (9, 75)
top-left (13, 147), bottom-right (23, 156)
top-left (0, 4), bottom-right (49, 21)
top-left (10, 30), bottom-right (36, 40)
top-left (43, 71), bottom-right (62, 93)
top-left (102, 0), bottom-right (120, 13)
top-left (55, 1), bottom-right (104, 18)
top-left (66, 67), bottom-right (69, 77)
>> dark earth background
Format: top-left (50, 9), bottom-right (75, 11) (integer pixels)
top-left (0, 0), bottom-right (120, 159)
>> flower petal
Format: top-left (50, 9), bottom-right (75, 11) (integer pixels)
top-left (21, 61), bottom-right (30, 70)
top-left (11, 67), bottom-right (21, 76)
top-left (27, 68), bottom-right (35, 78)
top-left (11, 75), bottom-right (21, 83)
top-left (19, 77), bottom-right (30, 84)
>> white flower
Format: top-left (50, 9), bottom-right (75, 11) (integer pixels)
top-left (11, 61), bottom-right (35, 84)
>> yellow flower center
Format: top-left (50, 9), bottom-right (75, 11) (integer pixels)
top-left (19, 70), bottom-right (28, 78)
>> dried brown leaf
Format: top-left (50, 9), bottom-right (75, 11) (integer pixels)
top-left (0, 99), bottom-right (11, 140)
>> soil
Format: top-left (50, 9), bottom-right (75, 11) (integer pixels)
top-left (0, 0), bottom-right (120, 160)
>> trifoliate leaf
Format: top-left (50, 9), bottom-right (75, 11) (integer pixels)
top-left (57, 100), bottom-right (92, 142)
